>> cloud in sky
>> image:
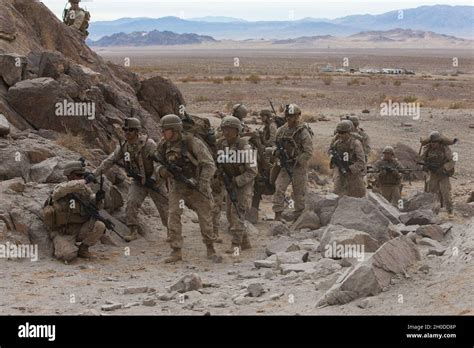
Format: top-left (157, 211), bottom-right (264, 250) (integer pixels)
top-left (41, 0), bottom-right (473, 21)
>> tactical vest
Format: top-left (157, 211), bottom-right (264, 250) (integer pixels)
top-left (424, 145), bottom-right (455, 175)
top-left (333, 138), bottom-right (358, 166)
top-left (217, 137), bottom-right (250, 178)
top-left (43, 193), bottom-right (90, 231)
top-left (121, 136), bottom-right (154, 178)
top-left (163, 134), bottom-right (199, 179)
top-left (277, 123), bottom-right (312, 160)
top-left (376, 160), bottom-right (401, 186)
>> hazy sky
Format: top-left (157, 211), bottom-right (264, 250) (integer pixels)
top-left (41, 0), bottom-right (472, 21)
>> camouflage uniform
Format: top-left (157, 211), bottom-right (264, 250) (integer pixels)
top-left (156, 116), bottom-right (218, 262)
top-left (373, 158), bottom-right (403, 206)
top-left (331, 121), bottom-right (366, 198)
top-left (272, 119), bottom-right (313, 218)
top-left (259, 110), bottom-right (278, 147)
top-left (217, 116), bottom-right (258, 251)
top-left (421, 133), bottom-right (455, 214)
top-left (63, 0), bottom-right (90, 37)
top-left (349, 116), bottom-right (371, 159)
top-left (45, 162), bottom-right (105, 262)
top-left (94, 133), bottom-right (169, 240)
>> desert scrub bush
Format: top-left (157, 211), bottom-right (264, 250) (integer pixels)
top-left (403, 95), bottom-right (418, 103)
top-left (321, 74), bottom-right (333, 86)
top-left (246, 74), bottom-right (261, 84)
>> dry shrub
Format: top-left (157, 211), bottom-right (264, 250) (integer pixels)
top-left (347, 78), bottom-right (360, 86)
top-left (55, 131), bottom-right (92, 160)
top-left (309, 145), bottom-right (331, 175)
top-left (246, 74), bottom-right (261, 84)
top-left (321, 74), bottom-right (333, 85)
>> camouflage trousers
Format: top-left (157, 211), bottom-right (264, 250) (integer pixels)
top-left (379, 184), bottom-right (401, 207)
top-left (126, 180), bottom-right (169, 229)
top-left (51, 219), bottom-right (105, 262)
top-left (226, 180), bottom-right (253, 245)
top-left (272, 165), bottom-right (307, 214)
top-left (427, 173), bottom-right (453, 213)
top-left (168, 181), bottom-right (217, 249)
top-left (333, 169), bottom-right (366, 198)
top-left (211, 186), bottom-right (226, 237)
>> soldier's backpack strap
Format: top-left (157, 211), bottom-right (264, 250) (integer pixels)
top-left (181, 133), bottom-right (199, 167)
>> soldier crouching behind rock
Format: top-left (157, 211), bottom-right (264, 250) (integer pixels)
top-left (43, 161), bottom-right (106, 263)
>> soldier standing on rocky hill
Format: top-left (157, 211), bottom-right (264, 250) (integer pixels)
top-left (329, 120), bottom-right (366, 198)
top-left (348, 116), bottom-right (371, 160)
top-left (372, 146), bottom-right (404, 206)
top-left (216, 116), bottom-right (257, 254)
top-left (155, 114), bottom-right (221, 263)
top-left (43, 161), bottom-right (106, 263)
top-left (63, 0), bottom-right (90, 39)
top-left (272, 104), bottom-right (313, 221)
top-left (94, 118), bottom-right (169, 242)
top-left (420, 131), bottom-right (455, 218)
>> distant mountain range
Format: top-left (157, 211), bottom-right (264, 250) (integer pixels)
top-left (89, 28), bottom-right (472, 48)
top-left (88, 5), bottom-right (474, 40)
top-left (89, 30), bottom-right (216, 46)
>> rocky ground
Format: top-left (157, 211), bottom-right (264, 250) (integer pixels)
top-left (0, 0), bottom-right (473, 316)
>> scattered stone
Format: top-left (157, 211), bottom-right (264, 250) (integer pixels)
top-left (291, 210), bottom-right (321, 231)
top-left (357, 298), bottom-right (370, 309)
top-left (296, 239), bottom-right (320, 252)
top-left (254, 258), bottom-right (277, 269)
top-left (400, 209), bottom-right (442, 226)
top-left (123, 302), bottom-right (140, 309)
top-left (233, 295), bottom-right (253, 306)
top-left (367, 191), bottom-right (401, 224)
top-left (269, 293), bottom-right (284, 300)
top-left (406, 232), bottom-right (418, 244)
top-left (280, 262), bottom-right (317, 275)
top-left (329, 196), bottom-right (391, 245)
top-left (167, 273), bottom-right (203, 294)
top-left (123, 286), bottom-right (149, 295)
top-left (419, 265), bottom-right (430, 274)
top-left (269, 222), bottom-right (290, 236)
top-left (427, 248), bottom-right (446, 257)
top-left (439, 223), bottom-right (453, 235)
top-left (312, 258), bottom-right (343, 278)
top-left (318, 236), bottom-right (420, 306)
top-left (158, 292), bottom-right (179, 301)
top-left (276, 250), bottom-right (309, 265)
top-left (264, 270), bottom-right (276, 279)
top-left (141, 299), bottom-right (157, 307)
top-left (416, 225), bottom-right (444, 242)
top-left (418, 238), bottom-right (443, 249)
top-left (247, 283), bottom-right (265, 297)
top-left (101, 302), bottom-right (123, 311)
top-left (265, 236), bottom-right (300, 256)
top-left (397, 224), bottom-right (420, 235)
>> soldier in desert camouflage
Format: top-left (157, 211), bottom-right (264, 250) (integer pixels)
top-left (94, 118), bottom-right (169, 242)
top-left (43, 161), bottom-right (105, 262)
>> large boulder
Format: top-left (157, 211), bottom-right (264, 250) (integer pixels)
top-left (318, 236), bottom-right (420, 305)
top-left (367, 190), bottom-right (401, 224)
top-left (329, 196), bottom-right (391, 245)
top-left (400, 209), bottom-right (442, 226)
top-left (306, 193), bottom-right (339, 226)
top-left (291, 210), bottom-right (321, 231)
top-left (138, 76), bottom-right (185, 119)
top-left (319, 225), bottom-right (380, 258)
top-left (0, 113), bottom-right (10, 137)
top-left (0, 53), bottom-right (27, 86)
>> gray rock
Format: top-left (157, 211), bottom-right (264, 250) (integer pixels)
top-left (142, 298), bottom-right (157, 307)
top-left (0, 54), bottom-right (26, 86)
top-left (265, 236), bottom-right (300, 256)
top-left (0, 114), bottom-right (10, 137)
top-left (416, 225), bottom-right (445, 242)
top-left (400, 209), bottom-right (442, 226)
top-left (123, 286), bottom-right (149, 295)
top-left (276, 250), bottom-right (309, 265)
top-left (269, 221), bottom-right (290, 236)
top-left (318, 236), bottom-right (420, 306)
top-left (329, 196), bottom-right (391, 245)
top-left (367, 190), bottom-right (401, 224)
top-left (29, 158), bottom-right (60, 183)
top-left (291, 210), bottom-right (321, 231)
top-left (312, 258), bottom-right (343, 278)
top-left (247, 283), bottom-right (265, 297)
top-left (254, 259), bottom-right (277, 269)
top-left (418, 238), bottom-right (443, 249)
top-left (396, 224), bottom-right (420, 235)
top-left (168, 273), bottom-right (203, 293)
top-left (101, 302), bottom-right (123, 311)
top-left (319, 225), bottom-right (380, 258)
top-left (280, 262), bottom-right (318, 275)
top-left (306, 193), bottom-right (339, 226)
top-left (402, 191), bottom-right (441, 214)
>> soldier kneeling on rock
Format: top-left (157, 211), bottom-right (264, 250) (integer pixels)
top-left (43, 161), bottom-right (106, 263)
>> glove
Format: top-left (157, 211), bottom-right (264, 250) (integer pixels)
top-left (84, 172), bottom-right (97, 184)
top-left (95, 190), bottom-right (106, 204)
top-left (159, 167), bottom-right (172, 179)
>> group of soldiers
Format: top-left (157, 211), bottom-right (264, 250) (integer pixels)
top-left (43, 103), bottom-right (456, 264)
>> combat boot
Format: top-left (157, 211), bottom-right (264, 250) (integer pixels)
top-left (165, 248), bottom-right (182, 263)
top-left (206, 244), bottom-right (223, 263)
top-left (124, 226), bottom-right (139, 242)
top-left (77, 244), bottom-right (95, 259)
top-left (274, 212), bottom-right (282, 221)
top-left (241, 235), bottom-right (252, 250)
